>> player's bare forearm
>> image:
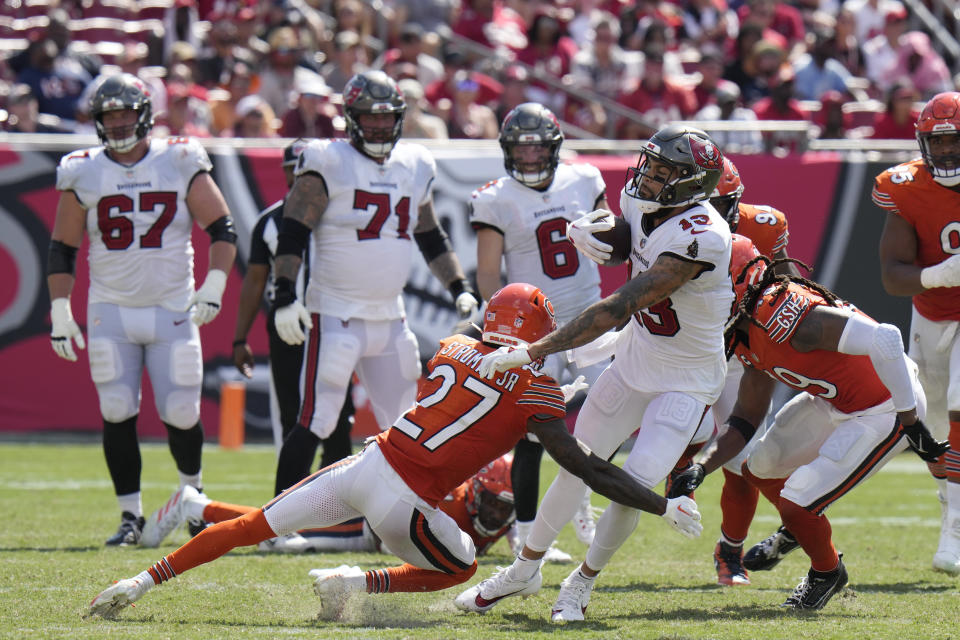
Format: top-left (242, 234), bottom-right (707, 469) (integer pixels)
top-left (47, 273), bottom-right (75, 301)
top-left (697, 427), bottom-right (748, 475)
top-left (528, 256), bottom-right (698, 359)
top-left (233, 264), bottom-right (268, 342)
top-left (534, 419), bottom-right (667, 515)
top-left (427, 252), bottom-right (467, 288)
top-left (284, 173), bottom-right (328, 231)
top-left (208, 241), bottom-right (236, 274)
top-left (274, 255), bottom-right (303, 284)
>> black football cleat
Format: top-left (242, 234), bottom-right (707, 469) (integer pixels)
top-left (105, 511), bottom-right (145, 546)
top-left (743, 526), bottom-right (799, 571)
top-left (782, 556), bottom-right (848, 610)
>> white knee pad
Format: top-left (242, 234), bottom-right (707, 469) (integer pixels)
top-left (317, 333), bottom-right (361, 388)
top-left (88, 338), bottom-right (121, 384)
top-left (170, 340), bottom-right (202, 387)
top-left (98, 384), bottom-right (137, 423)
top-left (163, 389), bottom-right (200, 428)
top-left (306, 390), bottom-right (350, 439)
top-left (394, 327), bottom-right (422, 382)
top-left (652, 392), bottom-right (701, 432)
top-left (783, 465), bottom-right (818, 495)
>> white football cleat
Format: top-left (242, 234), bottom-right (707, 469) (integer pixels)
top-left (454, 564), bottom-right (542, 613)
top-left (258, 532), bottom-right (312, 553)
top-left (141, 486), bottom-right (194, 548)
top-left (310, 565), bottom-right (366, 620)
top-left (551, 569), bottom-right (594, 623)
top-left (572, 492), bottom-right (600, 546)
top-left (933, 516), bottom-right (960, 574)
top-left (87, 577), bottom-right (151, 619)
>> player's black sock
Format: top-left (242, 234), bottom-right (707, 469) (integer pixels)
top-left (165, 421), bottom-right (204, 475)
top-left (512, 438), bottom-right (545, 522)
top-left (275, 426), bottom-right (321, 496)
top-left (103, 415), bottom-right (141, 495)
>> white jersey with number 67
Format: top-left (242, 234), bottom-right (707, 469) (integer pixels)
top-left (56, 136), bottom-right (212, 311)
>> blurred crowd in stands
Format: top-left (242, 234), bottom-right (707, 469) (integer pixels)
top-left (0, 0), bottom-right (957, 151)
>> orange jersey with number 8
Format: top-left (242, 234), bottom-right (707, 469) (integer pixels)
top-left (377, 335), bottom-right (566, 506)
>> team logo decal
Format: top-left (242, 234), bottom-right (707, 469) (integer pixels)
top-left (344, 82), bottom-right (364, 106)
top-left (689, 137), bottom-right (723, 170)
top-left (686, 239), bottom-right (699, 258)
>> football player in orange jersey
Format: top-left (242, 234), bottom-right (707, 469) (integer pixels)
top-left (676, 157), bottom-right (802, 585)
top-left (669, 235), bottom-right (947, 610)
top-left (874, 91), bottom-right (960, 573)
top-left (88, 283), bottom-right (702, 621)
top-left (137, 454), bottom-right (519, 556)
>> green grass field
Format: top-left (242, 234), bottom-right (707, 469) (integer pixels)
top-left (1, 442), bottom-right (957, 639)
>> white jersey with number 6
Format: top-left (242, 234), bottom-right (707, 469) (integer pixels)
top-left (56, 137), bottom-right (212, 311)
top-left (296, 139), bottom-right (437, 321)
top-left (616, 192), bottom-right (733, 403)
top-left (468, 163), bottom-right (605, 324)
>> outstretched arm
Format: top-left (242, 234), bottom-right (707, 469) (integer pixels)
top-left (530, 418), bottom-right (665, 514)
top-left (528, 254), bottom-right (702, 360)
top-left (531, 416), bottom-right (701, 537)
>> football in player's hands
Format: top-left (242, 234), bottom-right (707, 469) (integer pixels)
top-left (591, 215), bottom-right (631, 266)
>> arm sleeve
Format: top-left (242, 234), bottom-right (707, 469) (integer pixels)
top-left (836, 312), bottom-right (917, 411)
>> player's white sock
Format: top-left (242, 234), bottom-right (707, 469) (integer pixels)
top-left (179, 472), bottom-right (202, 491)
top-left (512, 552), bottom-right (542, 581)
top-left (514, 520), bottom-right (532, 551)
top-left (117, 492), bottom-right (142, 518)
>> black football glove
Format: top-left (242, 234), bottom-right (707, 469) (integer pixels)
top-left (666, 463), bottom-right (705, 499)
top-left (901, 418), bottom-right (950, 463)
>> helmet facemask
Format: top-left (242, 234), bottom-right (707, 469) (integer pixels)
top-left (91, 74), bottom-right (153, 154)
top-left (469, 484), bottom-right (515, 537)
top-left (504, 140), bottom-right (560, 186)
top-left (623, 125), bottom-right (723, 215)
top-left (918, 130), bottom-right (960, 187)
top-left (343, 70), bottom-right (406, 160)
top-left (499, 103), bottom-right (563, 187)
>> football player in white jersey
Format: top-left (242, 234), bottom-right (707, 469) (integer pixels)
top-left (471, 102), bottom-right (609, 560)
top-left (268, 70), bottom-right (480, 496)
top-left (46, 73), bottom-right (237, 546)
top-left (456, 124), bottom-right (730, 621)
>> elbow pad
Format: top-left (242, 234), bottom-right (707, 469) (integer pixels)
top-left (205, 215), bottom-right (237, 244)
top-left (414, 226), bottom-right (453, 262)
top-left (837, 314), bottom-right (916, 411)
top-left (276, 218), bottom-right (311, 258)
top-left (47, 239), bottom-right (78, 275)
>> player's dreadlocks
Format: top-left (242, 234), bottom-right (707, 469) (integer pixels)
top-left (724, 256), bottom-right (843, 359)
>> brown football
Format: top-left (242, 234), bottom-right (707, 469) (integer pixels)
top-left (591, 214), bottom-right (632, 266)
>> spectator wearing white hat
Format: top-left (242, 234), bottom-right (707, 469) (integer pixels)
top-left (232, 94), bottom-right (278, 138)
top-left (279, 70), bottom-right (338, 138)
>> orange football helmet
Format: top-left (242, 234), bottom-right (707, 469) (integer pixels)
top-left (465, 453), bottom-right (515, 537)
top-left (710, 157), bottom-right (745, 226)
top-left (730, 233), bottom-right (766, 308)
top-left (482, 283), bottom-right (556, 348)
top-left (916, 92), bottom-right (960, 186)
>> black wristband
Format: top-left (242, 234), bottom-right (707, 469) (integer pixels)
top-left (232, 339), bottom-right (247, 348)
top-left (448, 278), bottom-right (475, 299)
top-left (726, 415), bottom-right (757, 442)
top-left (273, 277), bottom-right (297, 308)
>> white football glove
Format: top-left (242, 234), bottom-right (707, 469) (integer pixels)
top-left (274, 300), bottom-right (313, 345)
top-left (661, 496), bottom-right (703, 539)
top-left (50, 297), bottom-right (85, 362)
top-left (478, 346), bottom-right (532, 379)
top-left (187, 269), bottom-right (227, 326)
top-left (566, 209), bottom-right (615, 265)
top-left (560, 375), bottom-right (589, 403)
top-left (455, 291), bottom-right (480, 322)
top-left (921, 254), bottom-right (960, 289)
